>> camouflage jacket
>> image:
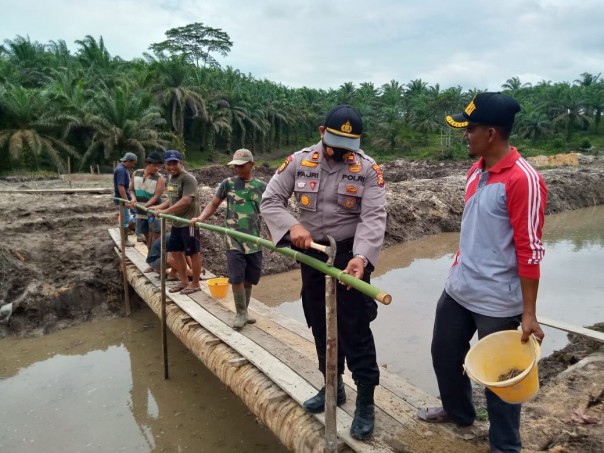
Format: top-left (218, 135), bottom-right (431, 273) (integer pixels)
top-left (216, 176), bottom-right (267, 253)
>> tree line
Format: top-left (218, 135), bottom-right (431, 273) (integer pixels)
top-left (0, 27), bottom-right (602, 173)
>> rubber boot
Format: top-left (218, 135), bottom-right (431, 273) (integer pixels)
top-left (350, 384), bottom-right (375, 440)
top-left (244, 286), bottom-right (256, 324)
top-left (232, 289), bottom-right (247, 330)
top-left (122, 228), bottom-right (135, 247)
top-left (303, 375), bottom-right (346, 413)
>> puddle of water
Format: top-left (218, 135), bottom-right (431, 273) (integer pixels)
top-left (255, 206), bottom-right (604, 396)
top-left (0, 309), bottom-right (287, 453)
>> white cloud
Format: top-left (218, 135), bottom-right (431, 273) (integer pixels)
top-left (1, 0), bottom-right (602, 90)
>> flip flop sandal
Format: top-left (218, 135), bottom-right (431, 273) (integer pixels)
top-left (417, 407), bottom-right (451, 423)
top-left (180, 287), bottom-right (201, 295)
top-left (143, 267), bottom-right (154, 273)
top-left (168, 284), bottom-right (187, 293)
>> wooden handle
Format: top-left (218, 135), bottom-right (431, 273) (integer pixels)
top-left (309, 242), bottom-right (328, 253)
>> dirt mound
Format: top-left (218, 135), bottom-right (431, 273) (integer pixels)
top-left (189, 163), bottom-right (275, 188)
top-left (0, 193), bottom-right (123, 337)
top-left (522, 325), bottom-right (604, 453)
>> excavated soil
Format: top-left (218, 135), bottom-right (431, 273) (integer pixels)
top-left (0, 158), bottom-right (603, 451)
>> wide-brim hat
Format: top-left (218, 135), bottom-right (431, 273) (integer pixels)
top-left (145, 151), bottom-right (163, 163)
top-left (323, 104), bottom-right (363, 152)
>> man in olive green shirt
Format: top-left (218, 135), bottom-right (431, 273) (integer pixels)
top-left (153, 150), bottom-right (202, 295)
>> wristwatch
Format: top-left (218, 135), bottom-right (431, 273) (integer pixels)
top-left (354, 254), bottom-right (369, 268)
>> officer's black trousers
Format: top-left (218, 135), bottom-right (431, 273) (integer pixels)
top-left (299, 242), bottom-right (380, 386)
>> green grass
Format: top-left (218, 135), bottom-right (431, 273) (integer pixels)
top-left (476, 407), bottom-right (489, 422)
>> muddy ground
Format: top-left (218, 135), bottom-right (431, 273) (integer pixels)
top-left (0, 157), bottom-right (603, 451)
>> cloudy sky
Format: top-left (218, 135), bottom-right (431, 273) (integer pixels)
top-left (3, 0), bottom-right (603, 91)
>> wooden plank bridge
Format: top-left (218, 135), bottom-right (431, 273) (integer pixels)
top-left (109, 227), bottom-right (491, 453)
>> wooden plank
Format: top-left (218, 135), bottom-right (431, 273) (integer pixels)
top-left (539, 316), bottom-right (604, 342)
top-left (0, 188), bottom-right (112, 194)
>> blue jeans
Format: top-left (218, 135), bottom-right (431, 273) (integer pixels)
top-left (431, 291), bottom-right (522, 453)
top-left (118, 205), bottom-right (134, 228)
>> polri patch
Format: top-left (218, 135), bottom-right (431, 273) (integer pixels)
top-left (277, 155), bottom-right (293, 174)
top-left (343, 197), bottom-right (357, 209)
top-left (372, 163), bottom-right (384, 187)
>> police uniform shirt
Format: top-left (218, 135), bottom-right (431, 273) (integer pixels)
top-left (261, 141), bottom-right (386, 266)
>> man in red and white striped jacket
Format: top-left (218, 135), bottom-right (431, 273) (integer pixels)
top-left (419, 93), bottom-right (547, 453)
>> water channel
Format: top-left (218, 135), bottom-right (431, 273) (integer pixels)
top-left (1, 206), bottom-right (602, 452)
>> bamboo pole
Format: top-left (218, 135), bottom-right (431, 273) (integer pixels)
top-left (118, 201), bottom-right (131, 316)
top-left (160, 218), bottom-right (169, 379)
top-left (114, 198), bottom-right (392, 305)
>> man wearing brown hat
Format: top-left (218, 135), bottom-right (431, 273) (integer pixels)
top-left (190, 149), bottom-right (267, 329)
top-left (261, 105), bottom-right (387, 440)
top-left (419, 93), bottom-right (547, 453)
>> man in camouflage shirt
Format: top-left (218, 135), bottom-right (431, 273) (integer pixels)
top-left (190, 149), bottom-right (267, 329)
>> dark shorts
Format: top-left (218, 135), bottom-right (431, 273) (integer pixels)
top-left (226, 250), bottom-right (263, 285)
top-left (167, 226), bottom-right (200, 256)
top-left (135, 217), bottom-right (161, 235)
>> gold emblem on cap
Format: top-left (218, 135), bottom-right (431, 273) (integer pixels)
top-left (341, 121), bottom-right (353, 133)
top-left (465, 97), bottom-right (477, 116)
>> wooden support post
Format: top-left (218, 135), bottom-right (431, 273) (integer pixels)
top-left (67, 157), bottom-right (72, 188)
top-left (118, 201), bottom-right (131, 316)
top-left (325, 272), bottom-right (337, 453)
top-left (96, 164), bottom-right (100, 175)
top-left (160, 217), bottom-right (169, 379)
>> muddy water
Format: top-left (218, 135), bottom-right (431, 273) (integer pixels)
top-left (0, 309), bottom-right (287, 453)
top-left (255, 205), bottom-right (604, 396)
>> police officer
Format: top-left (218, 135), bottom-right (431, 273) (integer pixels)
top-left (261, 104), bottom-right (387, 440)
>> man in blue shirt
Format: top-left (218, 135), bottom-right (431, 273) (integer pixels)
top-left (113, 152), bottom-right (138, 247)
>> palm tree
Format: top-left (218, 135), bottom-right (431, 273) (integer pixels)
top-left (2, 35), bottom-right (50, 87)
top-left (0, 84), bottom-right (77, 171)
top-left (148, 55), bottom-right (207, 141)
top-left (80, 86), bottom-right (170, 169)
top-left (515, 103), bottom-right (553, 140)
top-left (552, 86), bottom-right (593, 140)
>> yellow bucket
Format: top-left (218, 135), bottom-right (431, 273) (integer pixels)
top-left (207, 277), bottom-right (229, 299)
top-left (463, 330), bottom-right (541, 404)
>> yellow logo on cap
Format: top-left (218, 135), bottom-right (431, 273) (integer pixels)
top-left (465, 97), bottom-right (477, 116)
top-left (341, 121), bottom-right (353, 134)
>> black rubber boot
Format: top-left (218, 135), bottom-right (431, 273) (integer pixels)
top-left (350, 384), bottom-right (375, 440)
top-left (303, 376), bottom-right (346, 413)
